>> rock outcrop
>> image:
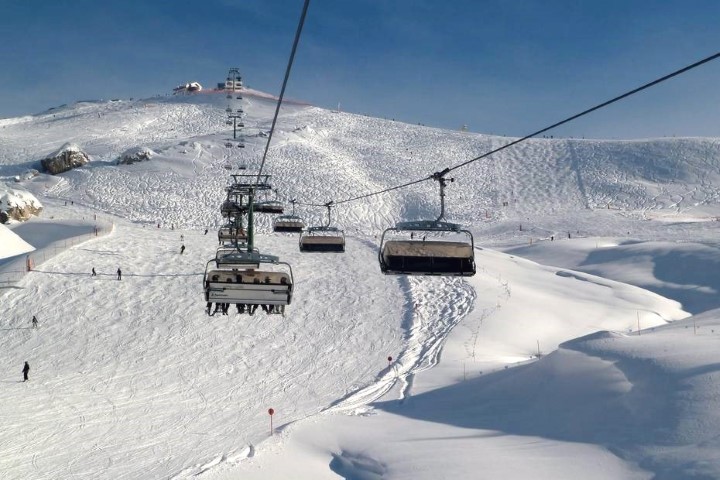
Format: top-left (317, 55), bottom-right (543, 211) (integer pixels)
top-left (0, 185), bottom-right (43, 223)
top-left (41, 143), bottom-right (90, 175)
top-left (117, 146), bottom-right (155, 165)
top-left (13, 169), bottom-right (39, 182)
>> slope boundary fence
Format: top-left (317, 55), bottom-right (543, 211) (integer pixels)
top-left (0, 222), bottom-right (114, 287)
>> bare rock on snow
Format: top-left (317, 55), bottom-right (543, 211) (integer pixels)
top-left (0, 185), bottom-right (43, 223)
top-left (13, 169), bottom-right (39, 182)
top-left (117, 146), bottom-right (155, 165)
top-left (41, 143), bottom-right (90, 175)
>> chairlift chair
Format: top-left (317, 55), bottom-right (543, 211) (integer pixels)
top-left (273, 200), bottom-right (304, 232)
top-left (273, 215), bottom-right (305, 233)
top-left (379, 221), bottom-right (475, 276)
top-left (254, 200), bottom-right (284, 214)
top-left (218, 224), bottom-right (248, 244)
top-left (378, 171), bottom-right (476, 276)
top-left (204, 251), bottom-right (293, 315)
top-left (299, 202), bottom-right (345, 252)
top-left (220, 200), bottom-right (247, 218)
top-left (299, 226), bottom-right (345, 252)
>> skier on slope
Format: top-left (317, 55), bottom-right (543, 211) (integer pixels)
top-left (180, 245), bottom-right (185, 254)
top-left (22, 361), bottom-right (30, 382)
top-left (117, 268), bottom-right (122, 280)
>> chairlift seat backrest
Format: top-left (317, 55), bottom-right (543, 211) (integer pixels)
top-left (380, 240), bottom-right (475, 276)
top-left (299, 226), bottom-right (345, 252)
top-left (378, 220), bottom-right (476, 276)
top-left (273, 215), bottom-right (305, 232)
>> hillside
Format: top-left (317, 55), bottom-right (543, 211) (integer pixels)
top-left (1, 91), bottom-right (720, 479)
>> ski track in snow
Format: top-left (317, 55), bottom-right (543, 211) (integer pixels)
top-left (0, 223), bottom-right (410, 479)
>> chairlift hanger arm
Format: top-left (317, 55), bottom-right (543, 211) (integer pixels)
top-left (325, 202), bottom-right (333, 227)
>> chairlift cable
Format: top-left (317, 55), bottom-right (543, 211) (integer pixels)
top-left (446, 51), bottom-right (720, 174)
top-left (291, 51), bottom-right (720, 208)
top-left (255, 0), bottom-right (311, 186)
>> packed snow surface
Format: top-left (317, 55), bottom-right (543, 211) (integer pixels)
top-left (1, 90), bottom-right (720, 479)
top-left (0, 224), bottom-right (34, 260)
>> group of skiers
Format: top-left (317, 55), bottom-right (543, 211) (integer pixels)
top-left (18, 230), bottom-right (196, 384)
top-left (23, 316), bottom-right (37, 381)
top-left (206, 302), bottom-right (281, 316)
top-left (89, 267), bottom-right (122, 279)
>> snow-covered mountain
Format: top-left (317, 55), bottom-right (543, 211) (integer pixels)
top-left (1, 89), bottom-right (720, 479)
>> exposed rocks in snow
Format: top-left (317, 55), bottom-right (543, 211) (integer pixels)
top-left (292, 125), bottom-right (329, 138)
top-left (293, 125), bottom-right (315, 136)
top-left (117, 146), bottom-right (156, 165)
top-left (13, 169), bottom-right (39, 182)
top-left (40, 143), bottom-right (90, 175)
top-left (0, 185), bottom-right (43, 223)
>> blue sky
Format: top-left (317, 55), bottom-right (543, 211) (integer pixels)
top-left (1, 0), bottom-right (719, 139)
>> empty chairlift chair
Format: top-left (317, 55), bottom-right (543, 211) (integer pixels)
top-left (254, 200), bottom-right (284, 214)
top-left (273, 200), bottom-right (305, 232)
top-left (378, 170), bottom-right (476, 276)
top-left (273, 215), bottom-right (305, 233)
top-left (299, 226), bottom-right (345, 252)
top-left (298, 202), bottom-right (345, 252)
top-left (379, 221), bottom-right (475, 276)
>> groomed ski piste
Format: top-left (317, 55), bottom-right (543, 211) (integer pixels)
top-left (1, 90), bottom-right (720, 479)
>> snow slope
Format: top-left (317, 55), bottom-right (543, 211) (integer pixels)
top-left (0, 224), bottom-right (34, 260)
top-left (1, 90), bottom-right (720, 479)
